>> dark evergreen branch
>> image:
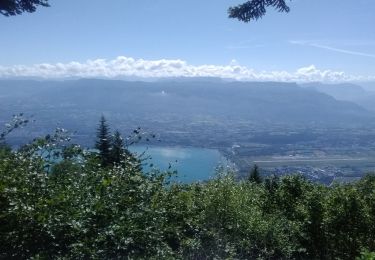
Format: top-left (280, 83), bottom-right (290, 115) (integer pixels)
top-left (228, 0), bottom-right (291, 23)
top-left (0, 0), bottom-right (49, 16)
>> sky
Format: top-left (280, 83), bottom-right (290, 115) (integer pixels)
top-left (0, 0), bottom-right (374, 82)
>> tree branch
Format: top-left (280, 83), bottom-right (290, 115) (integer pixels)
top-left (228, 0), bottom-right (291, 23)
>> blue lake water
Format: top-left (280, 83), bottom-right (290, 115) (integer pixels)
top-left (129, 146), bottom-right (226, 183)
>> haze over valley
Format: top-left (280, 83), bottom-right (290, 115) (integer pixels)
top-left (2, 78), bottom-right (375, 184)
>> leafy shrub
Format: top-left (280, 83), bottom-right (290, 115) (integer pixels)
top-left (0, 125), bottom-right (374, 258)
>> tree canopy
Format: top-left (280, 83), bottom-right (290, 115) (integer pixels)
top-left (0, 0), bottom-right (49, 16)
top-left (1, 115), bottom-right (374, 258)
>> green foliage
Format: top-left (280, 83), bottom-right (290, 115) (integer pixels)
top-left (0, 148), bottom-right (172, 258)
top-left (357, 250), bottom-right (375, 260)
top-left (95, 116), bottom-right (112, 167)
top-left (0, 122), bottom-right (374, 258)
top-left (95, 117), bottom-right (142, 170)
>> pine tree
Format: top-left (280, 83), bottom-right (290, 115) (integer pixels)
top-left (95, 116), bottom-right (111, 167)
top-left (248, 164), bottom-right (262, 184)
top-left (111, 130), bottom-right (142, 170)
top-left (111, 130), bottom-right (125, 165)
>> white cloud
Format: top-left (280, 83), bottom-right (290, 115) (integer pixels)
top-left (0, 56), bottom-right (373, 83)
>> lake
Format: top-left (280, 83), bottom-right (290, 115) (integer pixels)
top-left (129, 146), bottom-right (227, 183)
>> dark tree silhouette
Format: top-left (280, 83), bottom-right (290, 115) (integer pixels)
top-left (248, 164), bottom-right (262, 184)
top-left (95, 116), bottom-right (112, 167)
top-left (1, 0), bottom-right (290, 22)
top-left (111, 130), bottom-right (125, 165)
top-left (228, 0), bottom-right (291, 23)
top-left (0, 0), bottom-right (49, 16)
top-left (110, 130), bottom-right (141, 169)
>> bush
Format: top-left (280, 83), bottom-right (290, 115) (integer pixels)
top-left (1, 142), bottom-right (374, 258)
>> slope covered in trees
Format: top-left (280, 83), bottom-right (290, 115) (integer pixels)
top-left (0, 120), bottom-right (374, 259)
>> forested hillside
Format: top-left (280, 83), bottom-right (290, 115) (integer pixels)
top-left (0, 121), bottom-right (374, 259)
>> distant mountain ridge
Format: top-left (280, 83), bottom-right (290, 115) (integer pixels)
top-left (302, 82), bottom-right (375, 112)
top-left (0, 79), bottom-right (373, 126)
top-left (1, 79), bottom-right (374, 147)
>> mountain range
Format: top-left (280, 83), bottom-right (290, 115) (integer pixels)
top-left (0, 79), bottom-right (374, 145)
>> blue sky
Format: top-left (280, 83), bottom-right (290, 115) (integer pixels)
top-left (0, 0), bottom-right (374, 82)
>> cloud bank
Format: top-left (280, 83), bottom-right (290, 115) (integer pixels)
top-left (0, 56), bottom-right (373, 82)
